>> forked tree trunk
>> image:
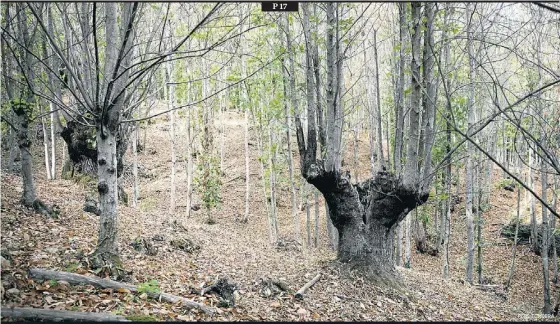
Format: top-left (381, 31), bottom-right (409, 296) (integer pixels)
top-left (304, 164), bottom-right (428, 282)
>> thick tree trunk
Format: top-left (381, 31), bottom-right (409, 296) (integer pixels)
top-left (91, 128), bottom-right (121, 276)
top-left (305, 164), bottom-right (428, 282)
top-left (396, 223), bottom-right (403, 266)
top-left (465, 2), bottom-right (476, 284)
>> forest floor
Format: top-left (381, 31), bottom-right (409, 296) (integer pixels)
top-left (1, 108), bottom-right (559, 321)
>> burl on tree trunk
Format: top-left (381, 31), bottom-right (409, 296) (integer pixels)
top-left (304, 161), bottom-right (429, 284)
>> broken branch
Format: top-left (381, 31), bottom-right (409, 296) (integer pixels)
top-left (1, 307), bottom-right (130, 322)
top-left (294, 273), bottom-right (321, 300)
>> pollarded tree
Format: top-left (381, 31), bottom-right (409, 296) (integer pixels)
top-left (291, 2), bottom-right (433, 285)
top-left (3, 2), bottom-right (228, 277)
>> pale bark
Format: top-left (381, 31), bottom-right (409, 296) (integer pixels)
top-left (283, 13), bottom-right (302, 241)
top-left (396, 223), bottom-right (403, 267)
top-left (165, 20), bottom-right (177, 215)
top-left (185, 69), bottom-right (193, 218)
top-left (94, 129), bottom-right (119, 261)
top-left (505, 188), bottom-right (521, 292)
top-left (50, 102), bottom-right (57, 179)
top-left (1, 307), bottom-right (130, 322)
top-left (132, 122), bottom-right (139, 208)
top-left (405, 215), bottom-right (411, 267)
top-left (267, 121), bottom-right (279, 237)
top-left (306, 185), bottom-right (311, 248)
top-left (419, 3), bottom-right (437, 191)
top-left (441, 3), bottom-right (452, 278)
top-left (393, 3), bottom-right (406, 175)
top-left (314, 190), bottom-right (319, 247)
top-left (372, 29), bottom-right (384, 169)
top-left (294, 273), bottom-right (321, 300)
top-left (402, 2), bottom-right (422, 190)
top-left (240, 10), bottom-right (250, 223)
top-left (552, 178), bottom-right (558, 283)
top-left (41, 108), bottom-right (53, 180)
top-left (465, 2), bottom-right (476, 284)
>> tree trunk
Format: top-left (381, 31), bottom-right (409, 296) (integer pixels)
top-left (239, 7), bottom-right (250, 224)
top-left (279, 15), bottom-right (299, 240)
top-left (372, 29), bottom-right (384, 169)
top-left (40, 107), bottom-right (52, 180)
top-left (283, 13), bottom-right (302, 240)
top-left (91, 128), bottom-right (121, 276)
top-left (185, 73), bottom-right (193, 218)
top-left (314, 190), bottom-right (319, 247)
top-left (306, 185), bottom-right (311, 248)
top-left (14, 105), bottom-right (38, 207)
top-left (50, 102), bottom-right (57, 179)
top-left (505, 188), bottom-right (521, 292)
top-left (132, 122), bottom-right (139, 207)
top-left (396, 222), bottom-right (403, 267)
top-left (551, 178), bottom-right (558, 283)
top-left (393, 3), bottom-right (406, 175)
top-left (166, 33), bottom-right (177, 215)
top-left (465, 2), bottom-right (476, 284)
top-left (305, 166), bottom-right (428, 282)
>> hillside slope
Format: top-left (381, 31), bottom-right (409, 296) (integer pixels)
top-left (0, 111), bottom-right (556, 321)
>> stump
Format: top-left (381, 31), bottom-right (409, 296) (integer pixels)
top-left (201, 278), bottom-right (237, 307)
top-left (131, 237), bottom-right (157, 256)
top-left (170, 236), bottom-right (200, 253)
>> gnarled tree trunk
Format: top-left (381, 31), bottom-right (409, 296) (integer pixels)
top-left (303, 162), bottom-right (428, 282)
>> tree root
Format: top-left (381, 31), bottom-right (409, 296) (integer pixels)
top-left (28, 199), bottom-right (59, 218)
top-left (88, 250), bottom-right (125, 280)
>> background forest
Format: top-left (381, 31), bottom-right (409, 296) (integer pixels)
top-left (1, 1), bottom-right (560, 321)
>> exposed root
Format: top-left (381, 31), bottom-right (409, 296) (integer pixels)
top-left (333, 260), bottom-right (405, 292)
top-left (88, 250), bottom-right (125, 280)
top-left (30, 199), bottom-right (59, 218)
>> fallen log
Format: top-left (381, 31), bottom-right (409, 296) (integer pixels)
top-left (1, 307), bottom-right (130, 322)
top-left (29, 268), bottom-right (215, 316)
top-left (294, 273), bottom-right (321, 300)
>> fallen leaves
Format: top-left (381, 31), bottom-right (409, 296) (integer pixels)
top-left (0, 113), bottom-right (554, 322)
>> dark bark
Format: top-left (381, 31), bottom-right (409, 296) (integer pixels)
top-left (302, 160), bottom-right (429, 279)
top-left (61, 120), bottom-right (130, 178)
top-left (501, 223), bottom-right (560, 255)
top-left (60, 121), bottom-right (98, 175)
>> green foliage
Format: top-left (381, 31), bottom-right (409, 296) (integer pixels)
top-left (195, 153), bottom-right (223, 212)
top-left (417, 206), bottom-right (430, 226)
top-left (64, 262), bottom-right (80, 273)
top-left (125, 314), bottom-right (158, 321)
top-left (495, 178), bottom-right (517, 190)
top-left (139, 196), bottom-right (158, 212)
top-left (48, 279), bottom-right (58, 286)
top-left (137, 279), bottom-right (160, 294)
